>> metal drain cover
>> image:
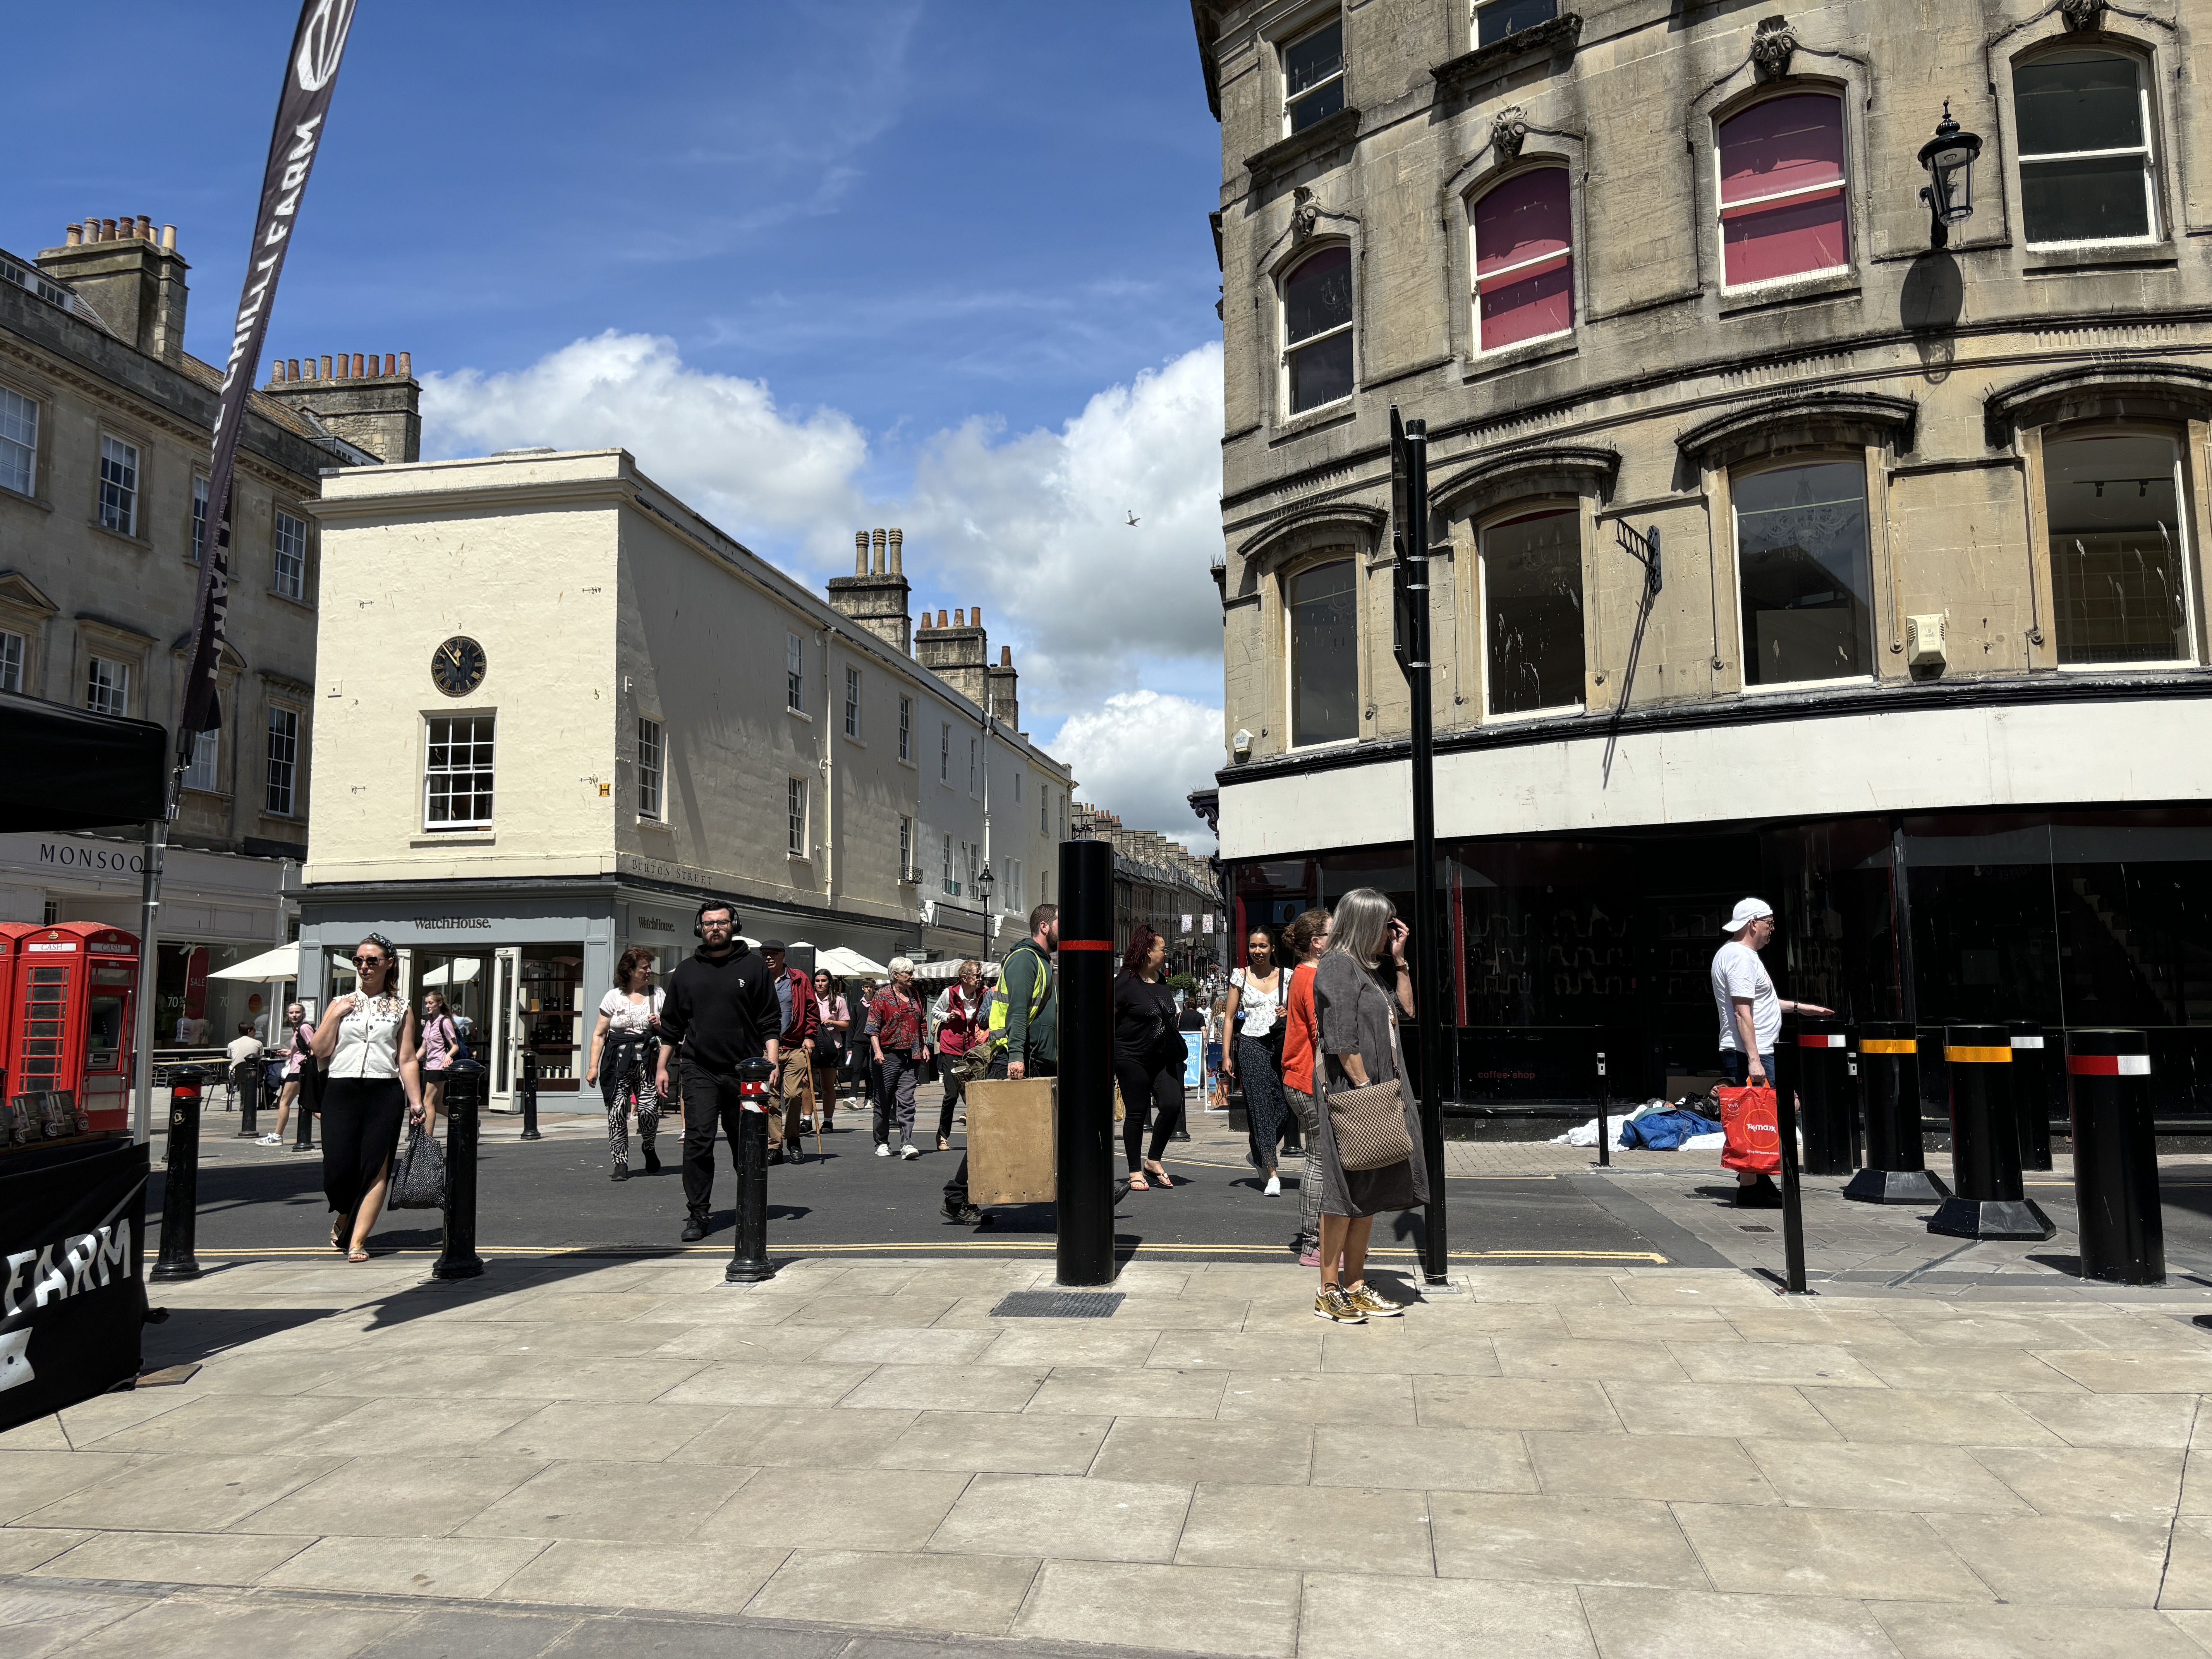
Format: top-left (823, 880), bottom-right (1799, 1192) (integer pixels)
top-left (990, 1291), bottom-right (1125, 1319)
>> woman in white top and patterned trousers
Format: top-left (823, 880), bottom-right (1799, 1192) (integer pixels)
top-left (312, 933), bottom-right (427, 1262)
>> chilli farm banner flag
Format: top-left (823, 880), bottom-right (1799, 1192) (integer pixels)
top-left (175, 0), bottom-right (358, 775)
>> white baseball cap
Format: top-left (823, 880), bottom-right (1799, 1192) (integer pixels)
top-left (1723, 898), bottom-right (1774, 935)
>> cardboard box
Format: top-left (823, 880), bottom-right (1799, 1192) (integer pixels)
top-left (965, 1077), bottom-right (1057, 1206)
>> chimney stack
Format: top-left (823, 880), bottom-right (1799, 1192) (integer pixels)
top-left (986, 642), bottom-right (1020, 732)
top-left (35, 215), bottom-right (190, 366)
top-left (264, 345), bottom-right (425, 462)
top-left (826, 524), bottom-right (914, 654)
top-left (915, 593), bottom-right (991, 707)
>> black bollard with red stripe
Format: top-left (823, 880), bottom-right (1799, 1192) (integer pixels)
top-left (2068, 1029), bottom-right (2162, 1284)
top-left (1927, 1023), bottom-right (2054, 1240)
top-left (1793, 1018), bottom-right (1856, 1176)
top-left (1056, 836), bottom-right (1118, 1288)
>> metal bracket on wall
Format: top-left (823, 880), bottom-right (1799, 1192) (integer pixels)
top-left (1602, 523), bottom-right (1662, 786)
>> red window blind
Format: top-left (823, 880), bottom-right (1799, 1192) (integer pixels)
top-left (1474, 168), bottom-right (1573, 350)
top-left (1718, 93), bottom-right (1849, 287)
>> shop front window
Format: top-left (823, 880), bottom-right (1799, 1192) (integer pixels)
top-left (519, 949), bottom-right (583, 1088)
top-left (1288, 558), bottom-right (1358, 746)
top-left (1481, 507), bottom-right (1583, 716)
top-left (1733, 459), bottom-right (1875, 687)
top-left (2045, 430), bottom-right (2193, 666)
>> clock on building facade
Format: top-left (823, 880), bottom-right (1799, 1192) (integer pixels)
top-left (431, 636), bottom-right (486, 697)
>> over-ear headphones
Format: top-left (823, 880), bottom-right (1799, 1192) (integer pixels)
top-left (694, 900), bottom-right (739, 940)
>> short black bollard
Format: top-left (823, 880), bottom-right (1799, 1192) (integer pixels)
top-left (433, 1060), bottom-right (486, 1281)
top-left (1771, 1027), bottom-right (1810, 1294)
top-left (726, 1056), bottom-right (776, 1283)
top-left (519, 1048), bottom-right (542, 1141)
top-left (2008, 1021), bottom-right (2055, 1173)
top-left (234, 1059), bottom-right (260, 1139)
top-left (2069, 1029), bottom-right (2162, 1285)
top-left (1929, 1024), bottom-right (2054, 1240)
top-left (1795, 1019), bottom-right (1855, 1176)
top-left (1057, 837), bottom-right (1119, 1287)
top-left (293, 1061), bottom-right (317, 1152)
top-left (1844, 1023), bottom-right (1949, 1205)
top-left (152, 1068), bottom-right (205, 1282)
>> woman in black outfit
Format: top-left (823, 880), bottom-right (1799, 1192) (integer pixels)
top-left (1115, 925), bottom-right (1185, 1191)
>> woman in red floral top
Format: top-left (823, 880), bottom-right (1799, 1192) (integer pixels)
top-left (866, 958), bottom-right (928, 1159)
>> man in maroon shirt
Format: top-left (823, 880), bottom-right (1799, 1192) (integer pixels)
top-left (760, 941), bottom-right (819, 1164)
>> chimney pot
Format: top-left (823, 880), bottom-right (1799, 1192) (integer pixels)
top-left (954, 609), bottom-right (965, 627)
top-left (398, 350), bottom-right (412, 377)
top-left (973, 606), bottom-right (983, 629)
top-left (853, 531), bottom-right (869, 574)
top-left (161, 224), bottom-right (176, 251)
top-left (871, 527), bottom-right (886, 575)
top-left (319, 355), bottom-right (332, 379)
top-left (888, 527), bottom-right (903, 574)
top-left (135, 216), bottom-right (151, 240)
top-left (1000, 646), bottom-right (1012, 666)
top-left (65, 223), bottom-right (81, 246)
top-left (937, 610), bottom-right (948, 627)
top-left (101, 219), bottom-right (118, 241)
top-left (287, 359), bottom-right (299, 380)
top-left (351, 353), bottom-right (365, 378)
top-left (271, 361), bottom-right (285, 383)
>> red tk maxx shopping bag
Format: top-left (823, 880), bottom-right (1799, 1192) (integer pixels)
top-left (1717, 1084), bottom-right (1781, 1175)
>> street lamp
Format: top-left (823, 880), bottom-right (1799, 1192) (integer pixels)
top-left (976, 862), bottom-right (995, 959)
top-left (1917, 101), bottom-right (1983, 249)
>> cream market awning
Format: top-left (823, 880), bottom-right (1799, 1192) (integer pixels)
top-left (814, 946), bottom-right (890, 978)
top-left (209, 943), bottom-right (299, 982)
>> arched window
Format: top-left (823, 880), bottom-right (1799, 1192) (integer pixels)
top-left (1716, 93), bottom-right (1849, 288)
top-left (1287, 558), bottom-right (1357, 745)
top-left (1282, 246), bottom-right (1353, 416)
top-left (2044, 430), bottom-right (2193, 665)
top-left (2015, 50), bottom-right (2157, 246)
top-left (1480, 507), bottom-right (1583, 715)
top-left (1472, 168), bottom-right (1573, 353)
top-left (1733, 460), bottom-right (1874, 686)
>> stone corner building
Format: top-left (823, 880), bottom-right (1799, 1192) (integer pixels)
top-left (0, 213), bottom-right (417, 1044)
top-left (1193, 1), bottom-right (2212, 1116)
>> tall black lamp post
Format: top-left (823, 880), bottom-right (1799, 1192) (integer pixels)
top-left (976, 862), bottom-right (995, 962)
top-left (1917, 101), bottom-right (1983, 248)
top-left (1389, 406), bottom-right (1450, 1291)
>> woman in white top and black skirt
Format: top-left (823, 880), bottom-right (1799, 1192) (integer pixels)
top-left (312, 934), bottom-right (427, 1262)
top-left (585, 946), bottom-right (665, 1182)
top-left (1223, 927), bottom-right (1290, 1196)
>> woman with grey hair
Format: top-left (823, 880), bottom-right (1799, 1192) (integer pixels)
top-left (1309, 887), bottom-right (1427, 1323)
top-left (867, 957), bottom-right (928, 1159)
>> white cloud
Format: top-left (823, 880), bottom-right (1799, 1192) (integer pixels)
top-left (418, 333), bottom-right (1228, 847)
top-left (900, 343), bottom-right (1225, 712)
top-left (1046, 690), bottom-right (1223, 855)
top-left (421, 331), bottom-right (869, 551)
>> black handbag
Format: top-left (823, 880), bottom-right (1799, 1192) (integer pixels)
top-left (388, 1121), bottom-right (448, 1209)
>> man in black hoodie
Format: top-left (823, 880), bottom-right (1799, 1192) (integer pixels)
top-left (657, 900), bottom-right (783, 1241)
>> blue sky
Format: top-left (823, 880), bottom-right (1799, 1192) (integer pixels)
top-left (7, 1), bottom-right (1230, 845)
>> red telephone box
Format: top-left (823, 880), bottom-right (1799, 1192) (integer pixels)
top-left (7, 923), bottom-right (139, 1133)
top-left (0, 922), bottom-right (32, 1101)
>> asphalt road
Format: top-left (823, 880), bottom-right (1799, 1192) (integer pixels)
top-left (144, 1101), bottom-right (1719, 1269)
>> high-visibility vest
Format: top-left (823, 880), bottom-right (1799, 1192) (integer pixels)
top-left (984, 942), bottom-right (1052, 1058)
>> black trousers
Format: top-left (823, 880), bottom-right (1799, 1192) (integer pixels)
top-left (1116, 1055), bottom-right (1183, 1171)
top-left (680, 1058), bottom-right (755, 1218)
top-left (947, 1056), bottom-right (1057, 1209)
top-left (321, 1077), bottom-right (405, 1220)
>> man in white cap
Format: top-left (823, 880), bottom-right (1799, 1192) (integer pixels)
top-left (1712, 898), bottom-right (1831, 1207)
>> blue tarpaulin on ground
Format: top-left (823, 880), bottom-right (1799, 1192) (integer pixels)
top-left (1618, 1109), bottom-right (1721, 1151)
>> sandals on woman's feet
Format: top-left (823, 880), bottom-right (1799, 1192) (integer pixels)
top-left (1146, 1163), bottom-right (1175, 1189)
top-left (1127, 1171), bottom-right (1150, 1191)
top-left (347, 1246), bottom-right (370, 1263)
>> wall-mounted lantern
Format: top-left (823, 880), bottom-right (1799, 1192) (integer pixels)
top-left (1917, 102), bottom-right (1984, 248)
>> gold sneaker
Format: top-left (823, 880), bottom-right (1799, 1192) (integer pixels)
top-left (1313, 1284), bottom-right (1367, 1324)
top-left (1345, 1282), bottom-right (1404, 1318)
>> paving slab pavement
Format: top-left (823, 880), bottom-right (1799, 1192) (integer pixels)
top-left (11, 1250), bottom-right (2212, 1656)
